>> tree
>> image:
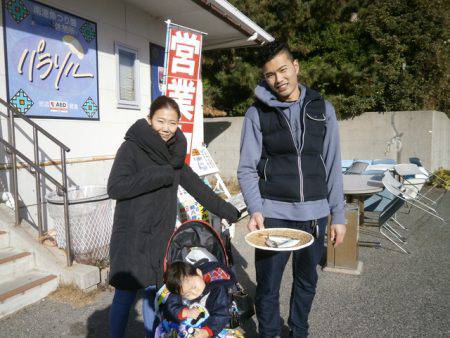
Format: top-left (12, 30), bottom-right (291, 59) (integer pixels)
top-left (202, 0), bottom-right (449, 119)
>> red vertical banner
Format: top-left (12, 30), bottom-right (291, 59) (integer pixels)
top-left (164, 25), bottom-right (203, 164)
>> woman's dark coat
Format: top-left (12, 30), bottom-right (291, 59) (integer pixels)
top-left (107, 119), bottom-right (238, 290)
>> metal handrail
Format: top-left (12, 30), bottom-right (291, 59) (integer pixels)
top-left (0, 98), bottom-right (70, 152)
top-left (0, 139), bottom-right (64, 189)
top-left (0, 100), bottom-right (73, 266)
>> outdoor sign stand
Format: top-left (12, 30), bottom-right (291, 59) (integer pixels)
top-left (189, 146), bottom-right (248, 237)
top-left (190, 146), bottom-right (229, 196)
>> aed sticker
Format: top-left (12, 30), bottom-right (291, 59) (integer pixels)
top-left (49, 100), bottom-right (68, 113)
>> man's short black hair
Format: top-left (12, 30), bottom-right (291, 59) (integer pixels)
top-left (164, 261), bottom-right (198, 295)
top-left (258, 41), bottom-right (294, 67)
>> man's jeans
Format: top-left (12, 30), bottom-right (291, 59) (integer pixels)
top-left (255, 217), bottom-right (327, 338)
top-left (109, 284), bottom-right (157, 338)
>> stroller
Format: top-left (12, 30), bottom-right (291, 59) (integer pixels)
top-left (155, 220), bottom-right (254, 337)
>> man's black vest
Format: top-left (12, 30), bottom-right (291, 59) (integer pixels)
top-left (255, 87), bottom-right (328, 202)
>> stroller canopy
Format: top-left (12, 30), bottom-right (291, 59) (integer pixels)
top-left (164, 220), bottom-right (228, 270)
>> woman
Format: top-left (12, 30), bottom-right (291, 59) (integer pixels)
top-left (107, 96), bottom-right (240, 338)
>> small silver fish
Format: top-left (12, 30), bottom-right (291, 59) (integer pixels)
top-left (265, 236), bottom-right (300, 248)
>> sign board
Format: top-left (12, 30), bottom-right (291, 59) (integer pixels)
top-left (164, 23), bottom-right (204, 164)
top-left (189, 146), bottom-right (219, 177)
top-left (177, 184), bottom-right (210, 225)
top-left (149, 43), bottom-right (165, 101)
top-left (3, 0), bottom-right (99, 120)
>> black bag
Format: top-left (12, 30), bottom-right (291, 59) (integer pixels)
top-left (229, 284), bottom-right (255, 328)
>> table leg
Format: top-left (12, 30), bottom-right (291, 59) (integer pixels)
top-left (358, 197), bottom-right (365, 225)
top-left (356, 196), bottom-right (381, 247)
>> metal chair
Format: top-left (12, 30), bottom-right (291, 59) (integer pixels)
top-left (344, 161), bottom-right (369, 175)
top-left (341, 159), bottom-right (354, 173)
top-left (408, 157), bottom-right (447, 202)
top-left (382, 172), bottom-right (446, 223)
top-left (363, 163), bottom-right (394, 176)
top-left (378, 195), bottom-right (409, 254)
top-left (395, 163), bottom-right (446, 209)
top-left (372, 158), bottom-right (396, 165)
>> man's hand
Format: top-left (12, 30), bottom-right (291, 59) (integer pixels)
top-left (193, 328), bottom-right (210, 338)
top-left (330, 224), bottom-right (346, 247)
top-left (247, 212), bottom-right (264, 232)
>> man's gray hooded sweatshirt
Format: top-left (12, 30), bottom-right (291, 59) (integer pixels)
top-left (237, 82), bottom-right (345, 225)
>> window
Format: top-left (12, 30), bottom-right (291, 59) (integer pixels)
top-left (115, 43), bottom-right (140, 109)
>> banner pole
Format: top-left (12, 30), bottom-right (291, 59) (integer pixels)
top-left (162, 19), bottom-right (172, 95)
top-left (164, 20), bottom-right (208, 36)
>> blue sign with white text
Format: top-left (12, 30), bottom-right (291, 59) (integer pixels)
top-left (150, 42), bottom-right (165, 102)
top-left (3, 0), bottom-right (99, 119)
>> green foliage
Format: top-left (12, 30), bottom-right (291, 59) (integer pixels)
top-left (428, 169), bottom-right (450, 189)
top-left (202, 0), bottom-right (449, 119)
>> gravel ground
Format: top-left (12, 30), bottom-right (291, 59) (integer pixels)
top-left (1, 191), bottom-right (449, 338)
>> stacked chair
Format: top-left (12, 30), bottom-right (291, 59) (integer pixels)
top-left (406, 157), bottom-right (447, 203)
top-left (409, 157), bottom-right (447, 187)
top-left (344, 161), bottom-right (369, 175)
top-left (343, 158), bottom-right (447, 254)
top-left (379, 170), bottom-right (447, 253)
top-left (377, 191), bottom-right (408, 253)
top-left (341, 159), bottom-right (355, 173)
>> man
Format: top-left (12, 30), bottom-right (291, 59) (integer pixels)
top-left (237, 42), bottom-right (346, 338)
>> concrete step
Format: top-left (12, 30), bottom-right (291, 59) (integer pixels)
top-left (0, 271), bottom-right (58, 319)
top-left (0, 248), bottom-right (33, 279)
top-left (0, 231), bottom-right (9, 249)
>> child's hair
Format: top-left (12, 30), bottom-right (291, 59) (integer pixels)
top-left (149, 95), bottom-right (181, 119)
top-left (164, 261), bottom-right (198, 294)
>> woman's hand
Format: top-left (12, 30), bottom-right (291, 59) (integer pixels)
top-left (223, 203), bottom-right (241, 224)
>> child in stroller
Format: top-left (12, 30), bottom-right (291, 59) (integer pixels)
top-left (155, 220), bottom-right (250, 338)
top-left (160, 261), bottom-right (237, 337)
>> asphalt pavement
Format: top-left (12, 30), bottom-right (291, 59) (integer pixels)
top-left (1, 190), bottom-right (449, 337)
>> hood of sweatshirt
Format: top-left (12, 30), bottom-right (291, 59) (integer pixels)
top-left (254, 81), bottom-right (303, 109)
top-left (254, 81), bottom-right (326, 111)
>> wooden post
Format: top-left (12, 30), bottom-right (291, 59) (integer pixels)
top-left (324, 203), bottom-right (363, 275)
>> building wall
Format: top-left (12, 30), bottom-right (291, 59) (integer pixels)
top-left (339, 111), bottom-right (433, 166)
top-left (1, 0), bottom-right (166, 159)
top-left (203, 117), bottom-right (244, 180)
top-left (204, 111), bottom-right (450, 179)
top-left (0, 0), bottom-right (166, 227)
top-left (431, 111), bottom-right (450, 170)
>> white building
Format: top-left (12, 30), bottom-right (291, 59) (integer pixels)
top-left (0, 0), bottom-right (273, 229)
